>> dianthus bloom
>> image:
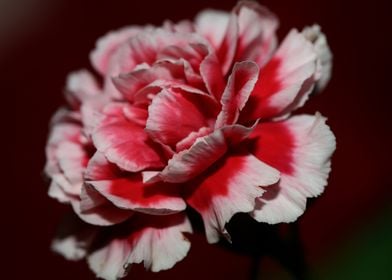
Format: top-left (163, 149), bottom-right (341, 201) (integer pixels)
top-left (45, 1), bottom-right (335, 279)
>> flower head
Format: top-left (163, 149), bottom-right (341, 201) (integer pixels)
top-left (45, 1), bottom-right (335, 279)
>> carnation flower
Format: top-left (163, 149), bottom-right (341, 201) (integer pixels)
top-left (45, 1), bottom-right (336, 279)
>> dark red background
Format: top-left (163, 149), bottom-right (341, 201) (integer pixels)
top-left (5, 0), bottom-right (391, 279)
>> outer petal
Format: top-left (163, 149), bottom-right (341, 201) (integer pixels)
top-left (74, 185), bottom-right (133, 226)
top-left (195, 9), bottom-right (238, 75)
top-left (92, 103), bottom-right (164, 172)
top-left (241, 29), bottom-right (317, 121)
top-left (195, 10), bottom-right (230, 51)
top-left (88, 213), bottom-right (192, 279)
top-left (51, 213), bottom-right (97, 261)
top-left (45, 121), bottom-right (82, 175)
top-left (185, 152), bottom-right (280, 243)
top-left (234, 1), bottom-right (279, 66)
top-left (85, 152), bottom-right (186, 214)
top-left (90, 26), bottom-right (142, 75)
top-left (302, 24), bottom-right (333, 92)
top-left (56, 141), bottom-right (89, 195)
top-left (250, 114), bottom-right (336, 223)
top-left (65, 69), bottom-right (101, 109)
top-left (215, 61), bottom-right (259, 128)
top-left (146, 87), bottom-right (217, 148)
top-left (48, 180), bottom-right (72, 203)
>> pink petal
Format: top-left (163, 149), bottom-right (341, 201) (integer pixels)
top-left (90, 26), bottom-right (142, 75)
top-left (241, 29), bottom-right (318, 121)
top-left (195, 9), bottom-right (238, 75)
top-left (185, 152), bottom-right (280, 243)
top-left (51, 213), bottom-right (97, 261)
top-left (195, 10), bottom-right (231, 51)
top-left (146, 87), bottom-right (218, 148)
top-left (80, 94), bottom-right (111, 137)
top-left (87, 213), bottom-right (192, 279)
top-left (156, 129), bottom-right (227, 184)
top-left (215, 61), bottom-right (259, 128)
top-left (45, 121), bottom-right (82, 176)
top-left (216, 13), bottom-right (238, 75)
top-left (199, 51), bottom-right (226, 100)
top-left (302, 25), bottom-right (333, 92)
top-left (56, 141), bottom-right (89, 195)
top-left (152, 124), bottom-right (255, 184)
top-left (85, 152), bottom-right (186, 214)
top-left (249, 114), bottom-right (336, 223)
top-left (48, 181), bottom-right (72, 204)
top-left (75, 185), bottom-right (133, 226)
top-left (113, 63), bottom-right (175, 102)
top-left (65, 69), bottom-right (101, 109)
top-left (234, 1), bottom-right (279, 66)
top-left (92, 103), bottom-right (164, 172)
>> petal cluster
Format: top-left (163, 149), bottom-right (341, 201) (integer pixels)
top-left (45, 1), bottom-right (335, 279)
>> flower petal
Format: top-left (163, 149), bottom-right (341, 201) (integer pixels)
top-left (92, 103), bottom-right (164, 172)
top-left (195, 10), bottom-right (230, 51)
top-left (85, 152), bottom-right (186, 214)
top-left (156, 129), bottom-right (227, 183)
top-left (241, 29), bottom-right (317, 121)
top-left (87, 213), bottom-right (192, 279)
top-left (215, 61), bottom-right (259, 128)
top-left (185, 152), bottom-right (280, 243)
top-left (199, 51), bottom-right (226, 100)
top-left (234, 1), bottom-right (279, 66)
top-left (48, 180), bottom-right (72, 203)
top-left (65, 69), bottom-right (101, 109)
top-left (250, 114), bottom-right (336, 223)
top-left (196, 9), bottom-right (238, 75)
top-left (151, 124), bottom-right (255, 184)
top-left (56, 141), bottom-right (89, 195)
top-left (90, 26), bottom-right (142, 75)
top-left (75, 185), bottom-right (133, 226)
top-left (302, 24), bottom-right (333, 92)
top-left (146, 87), bottom-right (217, 148)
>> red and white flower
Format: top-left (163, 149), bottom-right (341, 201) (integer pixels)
top-left (45, 1), bottom-right (335, 279)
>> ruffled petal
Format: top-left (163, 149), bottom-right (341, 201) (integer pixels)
top-left (87, 213), bottom-right (192, 279)
top-left (250, 114), bottom-right (336, 223)
top-left (92, 103), bottom-right (164, 172)
top-left (151, 124), bottom-right (255, 184)
top-left (234, 1), bottom-right (279, 66)
top-left (90, 26), bottom-right (142, 75)
top-left (74, 185), bottom-right (133, 226)
top-left (215, 61), bottom-right (259, 128)
top-left (113, 63), bottom-right (176, 102)
top-left (154, 129), bottom-right (226, 184)
top-left (56, 141), bottom-right (89, 195)
top-left (302, 24), bottom-right (333, 92)
top-left (48, 180), bottom-right (72, 203)
top-left (241, 29), bottom-right (318, 121)
top-left (185, 152), bottom-right (280, 243)
top-left (146, 87), bottom-right (218, 148)
top-left (85, 152), bottom-right (186, 214)
top-left (65, 69), bottom-right (101, 109)
top-left (195, 10), bottom-right (230, 51)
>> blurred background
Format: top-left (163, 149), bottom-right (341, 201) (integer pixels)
top-left (5, 0), bottom-right (391, 279)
